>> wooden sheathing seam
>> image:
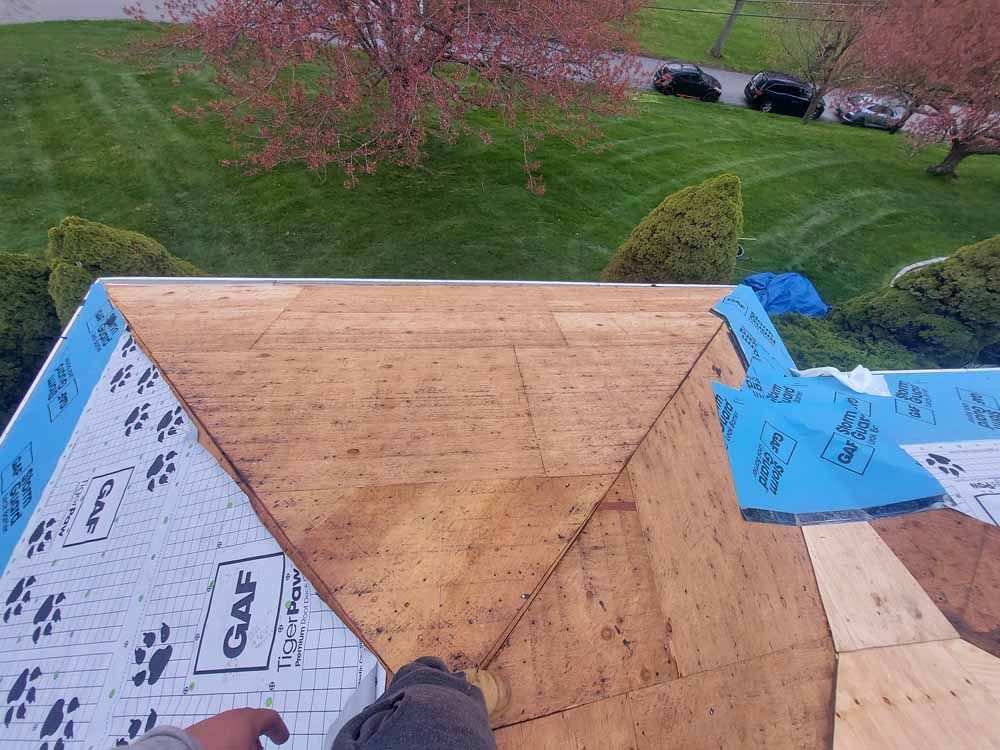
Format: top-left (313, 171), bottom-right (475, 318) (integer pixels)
top-left (480, 318), bottom-right (725, 668)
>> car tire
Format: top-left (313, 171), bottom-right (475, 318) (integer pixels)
top-left (759, 100), bottom-right (774, 113)
top-left (702, 93), bottom-right (719, 102)
top-left (811, 108), bottom-right (823, 120)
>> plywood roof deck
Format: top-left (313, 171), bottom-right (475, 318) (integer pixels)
top-left (107, 280), bottom-right (1000, 749)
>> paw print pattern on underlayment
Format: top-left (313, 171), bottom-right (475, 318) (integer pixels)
top-left (135, 367), bottom-right (159, 396)
top-left (155, 407), bottom-right (184, 443)
top-left (32, 592), bottom-right (65, 644)
top-left (4, 666), bottom-right (41, 727)
top-left (27, 519), bottom-right (56, 558)
top-left (925, 453), bottom-right (966, 478)
top-left (124, 403), bottom-right (151, 437)
top-left (115, 709), bottom-right (157, 746)
top-left (145, 452), bottom-right (178, 492)
top-left (119, 333), bottom-right (137, 358)
top-left (38, 696), bottom-right (79, 750)
top-left (133, 623), bottom-right (172, 687)
top-left (110, 365), bottom-right (134, 394)
top-left (4, 575), bottom-right (35, 622)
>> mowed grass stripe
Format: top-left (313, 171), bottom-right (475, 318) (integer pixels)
top-left (0, 21), bottom-right (998, 302)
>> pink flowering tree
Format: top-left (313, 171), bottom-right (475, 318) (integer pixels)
top-left (857, 0), bottom-right (999, 177)
top-left (131, 0), bottom-right (645, 192)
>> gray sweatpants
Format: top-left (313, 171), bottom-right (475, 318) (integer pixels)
top-left (331, 657), bottom-right (496, 750)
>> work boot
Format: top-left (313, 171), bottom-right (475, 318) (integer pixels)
top-left (464, 668), bottom-right (511, 717)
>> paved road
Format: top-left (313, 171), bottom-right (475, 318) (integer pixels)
top-left (4, 2), bottom-right (840, 122)
top-left (634, 54), bottom-right (840, 123)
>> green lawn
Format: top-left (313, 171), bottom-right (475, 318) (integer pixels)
top-left (2, 21), bottom-right (999, 303)
top-left (635, 0), bottom-right (778, 71)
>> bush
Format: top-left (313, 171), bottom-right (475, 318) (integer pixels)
top-left (774, 314), bottom-right (932, 371)
top-left (836, 287), bottom-right (979, 367)
top-left (0, 253), bottom-right (61, 428)
top-left (47, 216), bottom-right (202, 323)
top-left (894, 235), bottom-right (1000, 347)
top-left (601, 173), bottom-right (743, 284)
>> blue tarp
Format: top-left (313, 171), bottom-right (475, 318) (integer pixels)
top-left (741, 272), bottom-right (831, 317)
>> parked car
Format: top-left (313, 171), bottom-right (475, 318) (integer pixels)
top-left (653, 63), bottom-right (722, 102)
top-left (836, 95), bottom-right (906, 131)
top-left (744, 71), bottom-right (824, 118)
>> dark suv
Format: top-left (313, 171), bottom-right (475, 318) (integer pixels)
top-left (744, 71), bottom-right (824, 118)
top-left (653, 63), bottom-right (722, 102)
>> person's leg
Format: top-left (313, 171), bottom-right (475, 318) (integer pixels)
top-left (331, 657), bottom-right (501, 750)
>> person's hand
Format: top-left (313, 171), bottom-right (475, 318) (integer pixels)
top-left (185, 708), bottom-right (290, 750)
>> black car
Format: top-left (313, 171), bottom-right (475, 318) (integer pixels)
top-left (653, 63), bottom-right (722, 102)
top-left (744, 71), bottom-right (824, 118)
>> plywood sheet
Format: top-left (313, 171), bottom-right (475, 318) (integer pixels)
top-left (553, 311), bottom-right (720, 346)
top-left (261, 475), bottom-right (616, 670)
top-left (147, 347), bottom-right (543, 493)
top-left (514, 344), bottom-right (707, 476)
top-left (626, 328), bottom-right (831, 676)
top-left (494, 693), bottom-right (638, 750)
top-left (833, 639), bottom-right (1000, 749)
top-left (488, 473), bottom-right (677, 728)
top-left (541, 284), bottom-right (730, 312)
top-left (803, 522), bottom-right (957, 652)
top-left (110, 281), bottom-right (728, 678)
top-left (873, 509), bottom-right (1000, 658)
top-left (256, 310), bottom-right (567, 349)
top-left (629, 639), bottom-right (836, 750)
top-left (289, 283), bottom-right (552, 312)
top-left (108, 283), bottom-right (304, 351)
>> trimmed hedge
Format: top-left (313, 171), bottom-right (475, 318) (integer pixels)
top-left (47, 216), bottom-right (202, 323)
top-left (836, 235), bottom-right (999, 366)
top-left (835, 288), bottom-right (978, 367)
top-left (601, 173), bottom-right (743, 284)
top-left (774, 314), bottom-right (931, 371)
top-left (894, 235), bottom-right (1000, 346)
top-left (0, 253), bottom-right (61, 428)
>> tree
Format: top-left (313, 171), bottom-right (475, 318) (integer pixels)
top-left (856, 0), bottom-right (1000, 177)
top-left (710, 0), bottom-right (746, 60)
top-left (131, 0), bottom-right (645, 193)
top-left (778, 2), bottom-right (871, 123)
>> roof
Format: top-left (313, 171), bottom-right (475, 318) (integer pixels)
top-left (3, 278), bottom-right (999, 749)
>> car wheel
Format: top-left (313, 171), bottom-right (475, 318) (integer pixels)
top-left (811, 108), bottom-right (823, 120)
top-left (759, 100), bottom-right (774, 113)
top-left (703, 93), bottom-right (719, 102)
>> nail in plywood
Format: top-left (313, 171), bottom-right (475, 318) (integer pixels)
top-left (626, 328), bottom-right (830, 676)
top-left (628, 639), bottom-right (836, 750)
top-left (803, 522), bottom-right (957, 652)
top-left (494, 693), bottom-right (638, 750)
top-left (514, 344), bottom-right (709, 476)
top-left (263, 475), bottom-right (616, 671)
top-left (833, 639), bottom-right (1000, 749)
top-left (488, 473), bottom-right (677, 728)
top-left (108, 284), bottom-right (304, 352)
top-left (873, 509), bottom-right (1000, 658)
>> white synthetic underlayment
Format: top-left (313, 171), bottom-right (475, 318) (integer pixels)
top-left (0, 330), bottom-right (377, 750)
